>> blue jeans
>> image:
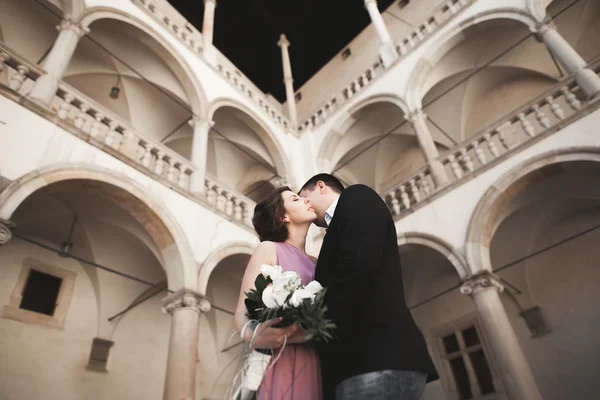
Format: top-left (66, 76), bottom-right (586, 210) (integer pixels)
top-left (335, 370), bottom-right (427, 400)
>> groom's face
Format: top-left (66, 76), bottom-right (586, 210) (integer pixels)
top-left (299, 184), bottom-right (330, 228)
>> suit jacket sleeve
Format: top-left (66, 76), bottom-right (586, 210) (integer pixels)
top-left (326, 185), bottom-right (391, 329)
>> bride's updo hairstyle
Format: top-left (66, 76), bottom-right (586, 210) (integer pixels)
top-left (252, 186), bottom-right (291, 243)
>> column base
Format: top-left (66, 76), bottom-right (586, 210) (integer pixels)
top-left (576, 68), bottom-right (600, 99)
top-left (379, 42), bottom-right (399, 68)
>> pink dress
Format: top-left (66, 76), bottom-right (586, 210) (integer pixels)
top-left (257, 242), bottom-right (323, 400)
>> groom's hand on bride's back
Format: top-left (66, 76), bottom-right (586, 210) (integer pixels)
top-left (251, 317), bottom-right (298, 350)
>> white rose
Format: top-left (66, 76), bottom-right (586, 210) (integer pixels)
top-left (260, 264), bottom-right (282, 280)
top-left (273, 271), bottom-right (302, 292)
top-left (304, 281), bottom-right (323, 297)
top-left (261, 285), bottom-right (279, 309)
top-left (289, 288), bottom-right (315, 307)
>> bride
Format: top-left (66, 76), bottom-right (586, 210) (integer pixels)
top-left (234, 186), bottom-right (323, 399)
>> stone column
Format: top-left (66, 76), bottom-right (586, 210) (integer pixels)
top-left (461, 272), bottom-right (543, 400)
top-left (202, 0), bottom-right (217, 47)
top-left (0, 219), bottom-right (15, 245)
top-left (406, 110), bottom-right (448, 187)
top-left (536, 22), bottom-right (600, 98)
top-left (29, 19), bottom-right (88, 106)
top-left (189, 117), bottom-right (214, 194)
top-left (162, 289), bottom-right (211, 400)
top-left (277, 34), bottom-right (298, 126)
top-left (364, 0), bottom-right (398, 67)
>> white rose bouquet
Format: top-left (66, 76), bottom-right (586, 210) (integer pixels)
top-left (244, 264), bottom-right (336, 343)
top-left (232, 265), bottom-right (335, 399)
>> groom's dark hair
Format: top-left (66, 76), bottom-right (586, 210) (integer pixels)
top-left (299, 173), bottom-right (345, 194)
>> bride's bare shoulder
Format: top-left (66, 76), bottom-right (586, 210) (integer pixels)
top-left (253, 241), bottom-right (277, 260)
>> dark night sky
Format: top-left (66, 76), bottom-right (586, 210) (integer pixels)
top-left (167, 0), bottom-right (396, 102)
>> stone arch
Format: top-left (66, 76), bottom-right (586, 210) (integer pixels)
top-left (465, 147), bottom-right (600, 275)
top-left (63, 0), bottom-right (86, 20)
top-left (404, 8), bottom-right (539, 111)
top-left (197, 241), bottom-right (255, 295)
top-left (398, 232), bottom-right (469, 279)
top-left (0, 163), bottom-right (197, 290)
top-left (207, 98), bottom-right (291, 180)
top-left (79, 6), bottom-right (207, 118)
top-left (527, 0), bottom-right (548, 22)
top-left (317, 93), bottom-right (410, 172)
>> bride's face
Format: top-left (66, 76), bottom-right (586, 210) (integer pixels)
top-left (281, 190), bottom-right (317, 225)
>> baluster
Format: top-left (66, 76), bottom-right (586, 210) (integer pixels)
top-left (406, 36), bottom-right (415, 48)
top-left (167, 160), bottom-right (178, 182)
top-left (497, 130), bottom-right (511, 150)
top-left (518, 112), bottom-right (536, 137)
top-left (484, 132), bottom-right (499, 158)
top-left (388, 191), bottom-right (401, 216)
top-left (225, 195), bottom-right (234, 216)
top-left (216, 190), bottom-right (227, 211)
top-left (74, 103), bottom-right (90, 130)
top-left (57, 94), bottom-right (74, 119)
top-left (448, 155), bottom-right (463, 179)
top-left (90, 112), bottom-right (105, 138)
top-left (105, 122), bottom-right (118, 148)
top-left (472, 140), bottom-right (486, 165)
top-left (8, 65), bottom-right (29, 91)
top-left (545, 96), bottom-right (564, 120)
top-left (399, 185), bottom-right (411, 210)
top-left (415, 28), bottom-right (424, 41)
top-left (561, 86), bottom-right (582, 111)
top-left (533, 104), bottom-right (550, 129)
top-left (242, 203), bottom-right (252, 226)
top-left (141, 145), bottom-right (153, 168)
top-left (206, 183), bottom-right (218, 204)
top-left (178, 168), bottom-right (189, 189)
top-left (398, 42), bottom-right (408, 55)
top-left (409, 179), bottom-right (420, 203)
top-left (448, 1), bottom-right (459, 13)
top-left (426, 18), bottom-right (437, 33)
top-left (154, 152), bottom-right (165, 176)
top-left (418, 172), bottom-right (432, 196)
top-left (460, 148), bottom-right (474, 172)
top-left (233, 198), bottom-right (243, 221)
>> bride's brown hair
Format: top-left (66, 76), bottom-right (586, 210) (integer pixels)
top-left (252, 186), bottom-right (291, 242)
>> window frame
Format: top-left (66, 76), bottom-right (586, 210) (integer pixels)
top-left (433, 316), bottom-right (503, 400)
top-left (3, 257), bottom-right (76, 330)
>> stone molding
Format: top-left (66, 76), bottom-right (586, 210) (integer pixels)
top-left (460, 271), bottom-right (504, 296)
top-left (162, 289), bottom-right (211, 315)
top-left (0, 218), bottom-right (14, 245)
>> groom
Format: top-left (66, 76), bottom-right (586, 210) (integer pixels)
top-left (299, 174), bottom-right (438, 400)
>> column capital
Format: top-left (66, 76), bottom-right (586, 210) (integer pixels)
top-left (57, 19), bottom-right (89, 37)
top-left (405, 109), bottom-right (427, 123)
top-left (161, 289), bottom-right (211, 315)
top-left (460, 271), bottom-right (504, 296)
top-left (0, 219), bottom-right (15, 245)
top-left (532, 19), bottom-right (556, 41)
top-left (188, 116), bottom-right (214, 131)
top-left (277, 33), bottom-right (290, 48)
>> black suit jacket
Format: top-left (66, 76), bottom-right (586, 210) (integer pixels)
top-left (315, 184), bottom-right (438, 398)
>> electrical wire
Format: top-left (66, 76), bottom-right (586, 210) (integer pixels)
top-left (407, 222), bottom-right (600, 310)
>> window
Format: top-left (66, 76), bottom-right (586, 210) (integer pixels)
top-left (19, 270), bottom-right (62, 316)
top-left (295, 92), bottom-right (302, 102)
top-left (3, 258), bottom-right (76, 329)
top-left (341, 48), bottom-right (352, 60)
top-left (87, 338), bottom-right (114, 372)
top-left (439, 322), bottom-right (497, 399)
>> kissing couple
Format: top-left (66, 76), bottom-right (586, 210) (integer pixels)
top-left (234, 173), bottom-right (438, 399)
